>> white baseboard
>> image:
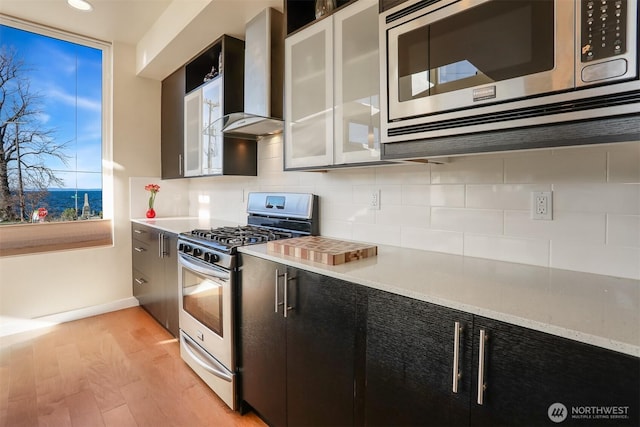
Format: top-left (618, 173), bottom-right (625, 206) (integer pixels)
top-left (0, 297), bottom-right (139, 338)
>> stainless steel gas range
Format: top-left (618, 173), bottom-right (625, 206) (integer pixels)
top-left (177, 192), bottom-right (318, 410)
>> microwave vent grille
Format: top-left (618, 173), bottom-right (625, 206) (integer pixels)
top-left (386, 0), bottom-right (442, 24)
top-left (388, 90), bottom-right (640, 137)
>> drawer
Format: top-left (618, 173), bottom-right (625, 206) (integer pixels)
top-left (131, 224), bottom-right (154, 244)
top-left (132, 240), bottom-right (155, 274)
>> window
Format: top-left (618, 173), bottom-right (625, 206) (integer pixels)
top-left (0, 17), bottom-right (112, 255)
top-left (0, 18), bottom-right (107, 223)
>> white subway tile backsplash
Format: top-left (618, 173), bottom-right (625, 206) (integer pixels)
top-left (466, 184), bottom-right (550, 210)
top-left (464, 234), bottom-right (550, 267)
top-left (553, 183), bottom-right (640, 214)
top-left (429, 185), bottom-right (465, 207)
top-left (352, 223), bottom-right (402, 246)
top-left (401, 185), bottom-right (431, 206)
top-left (607, 215), bottom-right (640, 247)
top-left (505, 147), bottom-right (607, 183)
top-left (181, 137), bottom-right (640, 279)
top-left (376, 205), bottom-right (430, 227)
top-left (431, 156), bottom-right (504, 184)
top-left (400, 227), bottom-right (464, 255)
top-left (608, 141), bottom-right (640, 183)
top-left (431, 207), bottom-right (504, 235)
top-left (551, 241), bottom-right (640, 279)
top-left (374, 163), bottom-right (431, 185)
top-left (505, 211), bottom-right (606, 244)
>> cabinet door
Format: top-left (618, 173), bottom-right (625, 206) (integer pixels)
top-left (201, 79), bottom-right (223, 175)
top-left (284, 17), bottom-right (334, 169)
top-left (162, 232), bottom-right (179, 337)
top-left (184, 89), bottom-right (202, 177)
top-left (364, 289), bottom-right (473, 426)
top-left (470, 317), bottom-right (640, 426)
top-left (161, 67), bottom-right (185, 179)
top-left (334, 0), bottom-right (381, 165)
top-left (286, 267), bottom-right (357, 426)
top-left (134, 229), bottom-right (166, 325)
top-left (239, 255), bottom-right (287, 427)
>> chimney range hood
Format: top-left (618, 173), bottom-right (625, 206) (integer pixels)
top-left (220, 8), bottom-right (284, 140)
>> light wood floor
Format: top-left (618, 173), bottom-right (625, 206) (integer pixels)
top-left (0, 307), bottom-right (266, 427)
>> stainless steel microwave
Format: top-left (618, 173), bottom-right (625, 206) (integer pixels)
top-left (380, 0), bottom-right (639, 144)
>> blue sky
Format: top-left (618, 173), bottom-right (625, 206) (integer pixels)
top-left (0, 24), bottom-right (102, 190)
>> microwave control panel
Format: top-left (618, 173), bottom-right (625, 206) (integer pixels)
top-left (581, 0), bottom-right (627, 62)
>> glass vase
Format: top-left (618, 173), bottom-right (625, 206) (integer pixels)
top-left (146, 208), bottom-right (156, 218)
top-left (315, 0), bottom-right (336, 19)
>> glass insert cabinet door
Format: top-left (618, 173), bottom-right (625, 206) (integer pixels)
top-left (284, 17), bottom-right (334, 169)
top-left (202, 79), bottom-right (223, 175)
top-left (333, 0), bottom-right (380, 165)
top-left (184, 89), bottom-right (202, 177)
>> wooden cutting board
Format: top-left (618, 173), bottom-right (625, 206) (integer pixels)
top-left (267, 236), bottom-right (377, 265)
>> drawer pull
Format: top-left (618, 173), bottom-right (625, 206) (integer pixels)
top-left (134, 247), bottom-right (146, 252)
top-left (134, 278), bottom-right (147, 285)
top-left (134, 229), bottom-right (145, 234)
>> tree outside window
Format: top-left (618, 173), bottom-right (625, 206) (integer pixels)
top-left (0, 22), bottom-right (103, 224)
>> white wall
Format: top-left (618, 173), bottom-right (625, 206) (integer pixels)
top-left (188, 135), bottom-right (640, 280)
top-left (0, 42), bottom-right (161, 324)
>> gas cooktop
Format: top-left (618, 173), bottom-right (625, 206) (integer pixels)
top-left (181, 225), bottom-right (296, 253)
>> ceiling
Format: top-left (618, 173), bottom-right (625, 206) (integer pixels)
top-left (0, 0), bottom-right (173, 45)
top-left (0, 0), bottom-right (283, 80)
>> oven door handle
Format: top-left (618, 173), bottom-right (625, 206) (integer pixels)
top-left (179, 253), bottom-right (230, 280)
top-left (180, 331), bottom-right (233, 383)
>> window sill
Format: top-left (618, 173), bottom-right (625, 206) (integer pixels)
top-left (0, 219), bottom-right (113, 257)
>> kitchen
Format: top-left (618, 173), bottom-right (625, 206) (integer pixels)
top-left (1, 0), bottom-right (639, 426)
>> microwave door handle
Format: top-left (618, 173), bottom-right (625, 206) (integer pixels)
top-left (178, 253), bottom-right (230, 280)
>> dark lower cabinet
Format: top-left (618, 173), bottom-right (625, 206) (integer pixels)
top-left (470, 316), bottom-right (639, 426)
top-left (362, 288), bottom-right (473, 426)
top-left (360, 289), bottom-right (639, 427)
top-left (131, 223), bottom-right (179, 337)
top-left (239, 254), bottom-right (356, 427)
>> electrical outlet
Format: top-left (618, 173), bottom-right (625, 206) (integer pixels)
top-left (532, 191), bottom-right (552, 220)
top-left (370, 189), bottom-right (381, 210)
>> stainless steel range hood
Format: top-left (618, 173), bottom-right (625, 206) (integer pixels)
top-left (221, 8), bottom-right (284, 139)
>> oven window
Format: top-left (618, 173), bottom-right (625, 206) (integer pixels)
top-left (397, 0), bottom-right (554, 102)
top-left (182, 268), bottom-right (224, 337)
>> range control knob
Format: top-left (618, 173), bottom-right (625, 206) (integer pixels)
top-left (193, 248), bottom-right (203, 257)
top-left (178, 243), bottom-right (184, 251)
top-left (204, 252), bottom-right (219, 263)
top-left (183, 245), bottom-right (192, 253)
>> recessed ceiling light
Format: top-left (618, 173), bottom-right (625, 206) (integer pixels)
top-left (67, 0), bottom-right (93, 12)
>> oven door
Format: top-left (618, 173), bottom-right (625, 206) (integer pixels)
top-left (178, 252), bottom-right (236, 408)
top-left (384, 0), bottom-right (575, 122)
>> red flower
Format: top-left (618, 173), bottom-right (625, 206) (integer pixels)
top-left (37, 207), bottom-right (48, 218)
top-left (145, 184), bottom-right (160, 209)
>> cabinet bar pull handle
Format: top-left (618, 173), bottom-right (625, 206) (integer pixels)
top-left (452, 321), bottom-right (462, 393)
top-left (275, 269), bottom-right (280, 313)
top-left (134, 247), bottom-right (145, 252)
top-left (134, 229), bottom-right (144, 234)
top-left (158, 235), bottom-right (163, 258)
top-left (178, 154), bottom-right (183, 176)
top-left (283, 271), bottom-right (289, 318)
top-left (477, 329), bottom-right (488, 405)
top-left (134, 278), bottom-right (146, 285)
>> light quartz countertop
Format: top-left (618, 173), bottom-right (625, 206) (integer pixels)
top-left (240, 243), bottom-right (640, 358)
top-left (131, 217), bottom-right (239, 234)
top-left (130, 219), bottom-right (639, 357)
